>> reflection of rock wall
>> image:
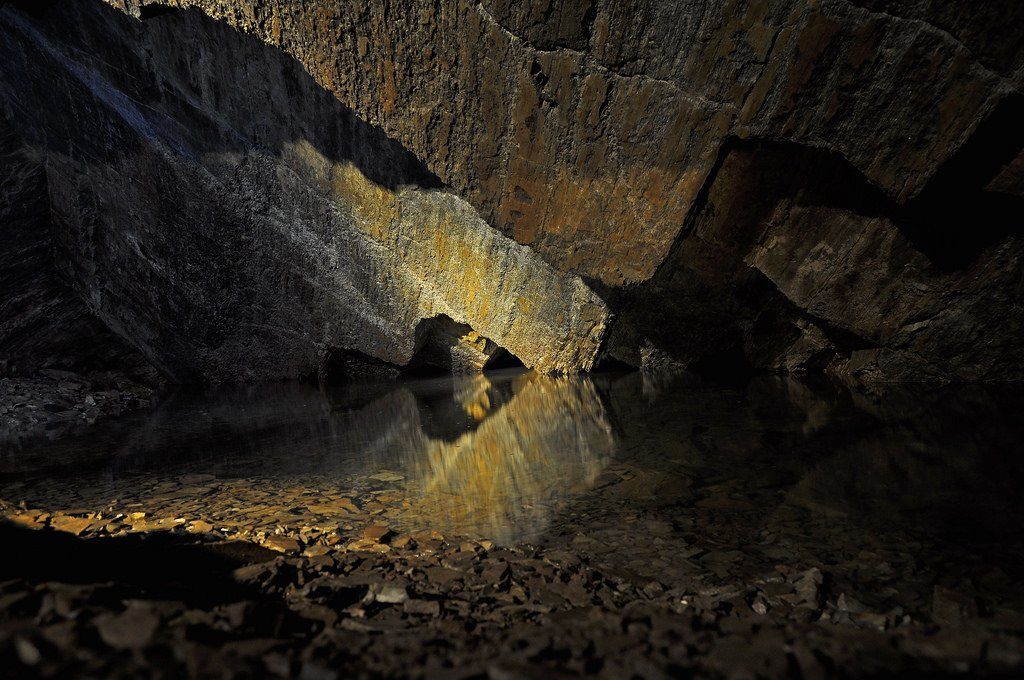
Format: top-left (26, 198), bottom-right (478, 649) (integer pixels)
top-left (785, 384), bottom-right (1024, 540)
top-left (403, 374), bottom-right (616, 543)
top-left (7, 372), bottom-right (616, 543)
top-left (0, 2), bottom-right (607, 381)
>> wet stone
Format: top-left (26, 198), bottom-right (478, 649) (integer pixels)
top-left (403, 599), bottom-right (441, 617)
top-left (933, 586), bottom-right (979, 626)
top-left (2, 374), bottom-right (1024, 676)
top-left (374, 585), bottom-right (408, 605)
top-left (362, 524), bottom-right (392, 543)
top-left (263, 536), bottom-right (301, 554)
top-left (93, 605), bottom-right (160, 650)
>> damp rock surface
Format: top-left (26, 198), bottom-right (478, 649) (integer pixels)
top-left (1, 0), bottom-right (1021, 382)
top-left (0, 0), bottom-right (608, 381)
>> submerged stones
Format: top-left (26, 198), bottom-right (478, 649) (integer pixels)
top-left (0, 371), bottom-right (155, 449)
top-left (2, 374), bottom-right (1024, 676)
top-left (3, 454), bottom-right (1023, 677)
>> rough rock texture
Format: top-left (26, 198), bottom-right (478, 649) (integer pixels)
top-left (120, 0), bottom-right (1021, 282)
top-left (0, 118), bottom-right (159, 383)
top-left (0, 0), bottom-right (607, 382)
top-left (610, 140), bottom-right (1024, 382)
top-left (1, 0), bottom-right (1023, 382)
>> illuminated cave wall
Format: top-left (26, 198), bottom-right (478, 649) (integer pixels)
top-left (1, 0), bottom-right (1022, 382)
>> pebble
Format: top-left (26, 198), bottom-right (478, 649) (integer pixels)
top-left (363, 524), bottom-right (392, 543)
top-left (263, 535), bottom-right (301, 554)
top-left (375, 585), bottom-right (409, 605)
top-left (2, 403), bottom-right (1023, 678)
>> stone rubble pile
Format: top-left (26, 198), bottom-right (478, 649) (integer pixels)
top-left (0, 371), bottom-right (155, 448)
top-left (1, 464), bottom-right (1023, 677)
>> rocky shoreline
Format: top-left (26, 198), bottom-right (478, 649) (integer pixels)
top-left (2, 452), bottom-right (1022, 678)
top-left (0, 371), bottom-right (158, 451)
top-left (2, 517), bottom-right (1021, 678)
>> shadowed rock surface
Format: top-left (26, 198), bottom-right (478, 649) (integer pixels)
top-left (0, 0), bottom-right (1019, 383)
top-left (0, 0), bottom-right (608, 382)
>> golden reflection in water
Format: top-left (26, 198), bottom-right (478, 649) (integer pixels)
top-left (398, 372), bottom-right (616, 543)
top-left (0, 373), bottom-right (616, 548)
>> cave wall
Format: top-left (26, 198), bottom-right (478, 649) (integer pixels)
top-left (0, 116), bottom-right (159, 383)
top-left (118, 0), bottom-right (1021, 284)
top-left (1, 0), bottom-right (1022, 383)
top-left (610, 140), bottom-right (1024, 382)
top-left (0, 0), bottom-right (608, 381)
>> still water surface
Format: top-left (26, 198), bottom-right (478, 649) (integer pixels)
top-left (3, 369), bottom-right (1024, 601)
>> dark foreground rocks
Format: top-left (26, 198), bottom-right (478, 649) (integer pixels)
top-left (3, 449), bottom-right (1024, 680)
top-left (2, 374), bottom-right (1024, 677)
top-left (2, 522), bottom-right (1023, 679)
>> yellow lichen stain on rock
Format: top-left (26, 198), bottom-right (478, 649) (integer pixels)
top-left (330, 162), bottom-right (397, 241)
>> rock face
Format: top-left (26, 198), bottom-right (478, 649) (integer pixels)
top-left (609, 140), bottom-right (1024, 382)
top-left (0, 117), bottom-right (159, 383)
top-left (1, 0), bottom-right (1022, 383)
top-left (0, 0), bottom-right (607, 382)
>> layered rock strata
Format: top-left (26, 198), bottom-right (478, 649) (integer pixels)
top-left (1, 0), bottom-right (1022, 383)
top-left (0, 1), bottom-right (608, 382)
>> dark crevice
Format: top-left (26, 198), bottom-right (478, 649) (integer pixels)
top-left (686, 343), bottom-right (757, 385)
top-left (483, 348), bottom-right (525, 370)
top-left (138, 4), bottom-right (179, 21)
top-left (580, 0), bottom-right (598, 51)
top-left (897, 93), bottom-right (1024, 272)
top-left (319, 348), bottom-right (401, 386)
top-left (648, 135), bottom-right (739, 282)
top-left (529, 59), bottom-right (549, 90)
top-left (592, 354), bottom-right (635, 372)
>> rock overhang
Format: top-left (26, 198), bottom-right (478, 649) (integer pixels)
top-left (0, 0), bottom-right (610, 381)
